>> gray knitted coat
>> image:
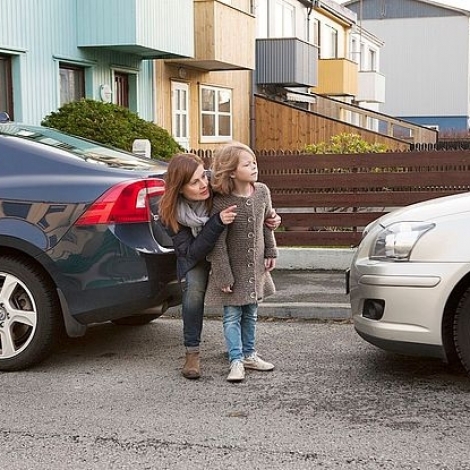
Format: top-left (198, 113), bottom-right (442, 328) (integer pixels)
top-left (205, 182), bottom-right (278, 307)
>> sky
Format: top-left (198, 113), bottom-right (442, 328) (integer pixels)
top-left (339, 0), bottom-right (470, 9)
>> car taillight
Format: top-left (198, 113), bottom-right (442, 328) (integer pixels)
top-left (75, 178), bottom-right (165, 225)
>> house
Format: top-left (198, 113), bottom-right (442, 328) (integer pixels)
top-left (154, 0), bottom-right (255, 151)
top-left (343, 0), bottom-right (470, 134)
top-left (153, 0), bottom-right (400, 152)
top-left (0, 0), bottom-right (193, 125)
top-left (253, 0), bottom-right (413, 149)
top-left (0, 0), bottom-right (436, 152)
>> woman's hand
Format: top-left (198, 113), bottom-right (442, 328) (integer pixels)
top-left (221, 285), bottom-right (233, 293)
top-left (219, 205), bottom-right (237, 225)
top-left (265, 210), bottom-right (281, 230)
top-left (265, 258), bottom-right (276, 272)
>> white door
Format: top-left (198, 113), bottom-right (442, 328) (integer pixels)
top-left (171, 81), bottom-right (190, 150)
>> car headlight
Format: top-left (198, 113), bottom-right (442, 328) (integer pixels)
top-left (370, 221), bottom-right (435, 261)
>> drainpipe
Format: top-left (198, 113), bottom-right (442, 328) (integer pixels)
top-left (250, 69), bottom-right (256, 150)
top-left (307, 1), bottom-right (313, 43)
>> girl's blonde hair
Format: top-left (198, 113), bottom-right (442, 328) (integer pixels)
top-left (159, 153), bottom-right (211, 233)
top-left (211, 141), bottom-right (256, 195)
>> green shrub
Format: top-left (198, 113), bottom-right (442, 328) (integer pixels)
top-left (304, 133), bottom-right (388, 154)
top-left (42, 99), bottom-right (182, 161)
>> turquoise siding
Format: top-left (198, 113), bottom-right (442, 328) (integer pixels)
top-left (0, 0), bottom-right (193, 125)
top-left (77, 0), bottom-right (194, 58)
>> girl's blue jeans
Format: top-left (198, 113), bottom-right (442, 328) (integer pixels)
top-left (181, 260), bottom-right (209, 350)
top-left (223, 303), bottom-right (258, 363)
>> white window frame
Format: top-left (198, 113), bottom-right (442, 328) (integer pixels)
top-left (199, 85), bottom-right (232, 143)
top-left (171, 81), bottom-right (190, 150)
top-left (311, 18), bottom-right (320, 47)
top-left (369, 48), bottom-right (377, 72)
top-left (323, 24), bottom-right (338, 59)
top-left (274, 0), bottom-right (295, 37)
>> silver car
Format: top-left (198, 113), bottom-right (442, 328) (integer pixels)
top-left (349, 191), bottom-right (470, 376)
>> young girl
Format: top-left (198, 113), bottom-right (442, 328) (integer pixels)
top-left (205, 142), bottom-right (278, 382)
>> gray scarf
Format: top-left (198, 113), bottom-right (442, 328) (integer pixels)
top-left (177, 198), bottom-right (209, 237)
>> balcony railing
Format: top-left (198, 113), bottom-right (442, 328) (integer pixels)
top-left (255, 38), bottom-right (318, 87)
top-left (170, 0), bottom-right (255, 70)
top-left (357, 70), bottom-right (386, 103)
top-left (77, 0), bottom-right (193, 59)
top-left (314, 58), bottom-right (358, 96)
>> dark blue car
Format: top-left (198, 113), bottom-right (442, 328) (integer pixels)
top-left (0, 120), bottom-right (181, 371)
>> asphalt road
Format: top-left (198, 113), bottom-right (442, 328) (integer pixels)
top-left (1, 317), bottom-right (470, 470)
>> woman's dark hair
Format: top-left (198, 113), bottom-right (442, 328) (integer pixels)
top-left (159, 153), bottom-right (211, 232)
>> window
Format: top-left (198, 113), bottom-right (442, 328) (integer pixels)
top-left (257, 0), bottom-right (268, 38)
top-left (114, 72), bottom-right (129, 108)
top-left (323, 25), bottom-right (338, 59)
top-left (171, 81), bottom-right (190, 150)
top-left (311, 18), bottom-right (320, 47)
top-left (369, 49), bottom-right (377, 72)
top-left (274, 0), bottom-right (295, 37)
top-left (59, 64), bottom-right (85, 106)
top-left (200, 86), bottom-right (232, 143)
top-left (351, 38), bottom-right (359, 64)
top-left (360, 43), bottom-right (366, 70)
top-left (0, 55), bottom-right (14, 119)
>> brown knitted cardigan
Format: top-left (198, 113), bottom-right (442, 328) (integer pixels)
top-left (205, 182), bottom-right (278, 307)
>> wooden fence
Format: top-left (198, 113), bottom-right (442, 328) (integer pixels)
top-left (195, 148), bottom-right (470, 247)
top-left (256, 150), bottom-right (470, 247)
top-left (253, 94), bottom-right (415, 152)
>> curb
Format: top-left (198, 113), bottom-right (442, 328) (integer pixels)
top-left (165, 303), bottom-right (351, 321)
top-left (207, 302), bottom-right (351, 320)
top-left (276, 247), bottom-right (356, 271)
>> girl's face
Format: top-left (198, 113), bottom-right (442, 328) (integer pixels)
top-left (232, 151), bottom-right (258, 183)
top-left (180, 164), bottom-right (210, 201)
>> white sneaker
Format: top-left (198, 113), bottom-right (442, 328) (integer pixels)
top-left (243, 353), bottom-right (274, 371)
top-left (227, 360), bottom-right (245, 382)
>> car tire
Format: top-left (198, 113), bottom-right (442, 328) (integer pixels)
top-left (453, 287), bottom-right (470, 376)
top-left (0, 255), bottom-right (62, 371)
top-left (111, 314), bottom-right (162, 326)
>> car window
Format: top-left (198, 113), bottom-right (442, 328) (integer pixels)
top-left (0, 123), bottom-right (168, 172)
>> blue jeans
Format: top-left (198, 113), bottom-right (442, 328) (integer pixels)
top-left (181, 260), bottom-right (210, 350)
top-left (223, 304), bottom-right (258, 363)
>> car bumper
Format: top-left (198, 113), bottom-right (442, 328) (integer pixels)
top-left (46, 225), bottom-right (182, 323)
top-left (349, 258), bottom-right (470, 358)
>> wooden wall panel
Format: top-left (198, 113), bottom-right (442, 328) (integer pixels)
top-left (254, 95), bottom-right (410, 152)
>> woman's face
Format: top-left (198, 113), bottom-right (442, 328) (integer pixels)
top-left (180, 164), bottom-right (210, 201)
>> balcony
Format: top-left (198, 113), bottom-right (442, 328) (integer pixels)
top-left (171, 0), bottom-right (256, 71)
top-left (356, 70), bottom-right (386, 103)
top-left (314, 58), bottom-right (358, 97)
top-left (255, 38), bottom-right (318, 87)
top-left (77, 0), bottom-right (194, 59)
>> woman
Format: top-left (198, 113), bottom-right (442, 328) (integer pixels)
top-left (159, 153), bottom-right (280, 380)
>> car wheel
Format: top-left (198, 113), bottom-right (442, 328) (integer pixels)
top-left (453, 287), bottom-right (470, 376)
top-left (0, 255), bottom-right (61, 371)
top-left (112, 314), bottom-right (162, 326)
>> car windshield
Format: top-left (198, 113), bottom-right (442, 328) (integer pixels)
top-left (0, 123), bottom-right (168, 172)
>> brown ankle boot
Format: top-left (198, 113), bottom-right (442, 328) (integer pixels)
top-left (182, 352), bottom-right (201, 379)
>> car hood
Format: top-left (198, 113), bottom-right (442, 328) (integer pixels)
top-left (378, 191), bottom-right (470, 226)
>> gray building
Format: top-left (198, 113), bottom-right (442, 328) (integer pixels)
top-left (344, 0), bottom-right (470, 133)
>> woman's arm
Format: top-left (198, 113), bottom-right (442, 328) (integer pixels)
top-left (172, 205), bottom-right (237, 264)
top-left (172, 213), bottom-right (225, 263)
